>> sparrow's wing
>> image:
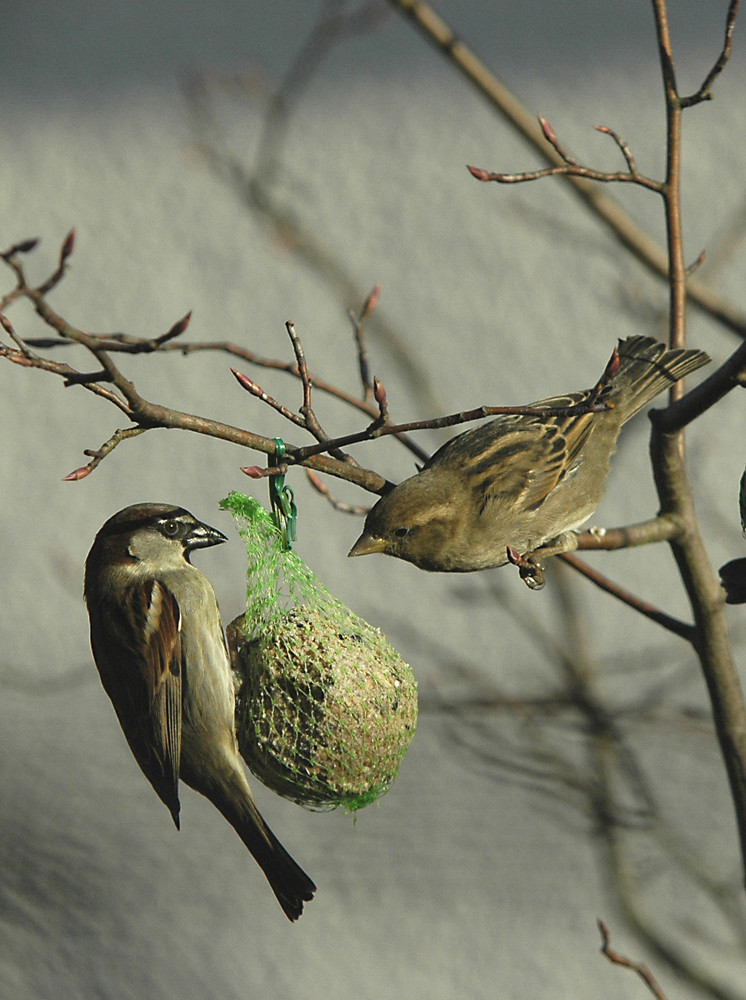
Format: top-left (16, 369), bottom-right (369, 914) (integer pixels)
top-left (91, 578), bottom-right (184, 826)
top-left (432, 398), bottom-right (595, 513)
top-left (520, 392), bottom-right (598, 508)
top-left (137, 579), bottom-right (183, 807)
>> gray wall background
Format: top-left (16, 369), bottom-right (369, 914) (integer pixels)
top-left (1, 3), bottom-right (745, 998)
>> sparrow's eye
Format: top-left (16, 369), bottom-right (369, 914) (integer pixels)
top-left (394, 526), bottom-right (410, 539)
top-left (161, 519), bottom-right (181, 538)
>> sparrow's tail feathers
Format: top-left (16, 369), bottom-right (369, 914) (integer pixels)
top-left (611, 335), bottom-right (710, 420)
top-left (232, 798), bottom-right (317, 922)
top-left (245, 815), bottom-right (317, 922)
top-left (204, 764), bottom-right (316, 921)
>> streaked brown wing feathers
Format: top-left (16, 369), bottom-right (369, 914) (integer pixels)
top-left (135, 578), bottom-right (183, 795)
top-left (430, 405), bottom-right (590, 513)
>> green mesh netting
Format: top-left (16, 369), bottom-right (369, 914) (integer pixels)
top-left (220, 491), bottom-right (418, 812)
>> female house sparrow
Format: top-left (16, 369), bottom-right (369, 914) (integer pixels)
top-left (84, 503), bottom-right (316, 921)
top-left (349, 336), bottom-right (710, 577)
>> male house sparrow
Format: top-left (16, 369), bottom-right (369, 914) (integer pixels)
top-left (349, 336), bottom-right (710, 576)
top-left (84, 503), bottom-right (316, 921)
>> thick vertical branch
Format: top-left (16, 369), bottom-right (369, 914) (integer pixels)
top-left (654, 1), bottom-right (686, 363)
top-left (651, 426), bottom-right (746, 882)
top-left (651, 0), bottom-right (746, 880)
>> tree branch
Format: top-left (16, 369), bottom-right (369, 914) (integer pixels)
top-left (388, 0), bottom-right (746, 339)
top-left (647, 0), bottom-right (746, 883)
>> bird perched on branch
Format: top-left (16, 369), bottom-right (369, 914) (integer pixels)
top-left (85, 503), bottom-right (316, 920)
top-left (349, 336), bottom-right (709, 584)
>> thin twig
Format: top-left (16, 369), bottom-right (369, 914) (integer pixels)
top-left (62, 427), bottom-right (148, 481)
top-left (594, 124), bottom-right (638, 173)
top-left (36, 228), bottom-right (75, 297)
top-left (231, 367), bottom-right (306, 426)
top-left (467, 156), bottom-right (660, 192)
top-left (0, 340), bottom-right (133, 414)
top-left (0, 312), bottom-right (39, 359)
top-left (348, 283), bottom-right (380, 402)
top-left (558, 553), bottom-right (696, 642)
top-left (471, 112), bottom-right (659, 201)
top-left (597, 920), bottom-right (668, 1000)
top-left (23, 311), bottom-right (433, 464)
top-left (284, 320), bottom-right (353, 462)
top-left (0, 234), bottom-right (389, 489)
top-left (305, 468), bottom-right (370, 515)
top-left (680, 0), bottom-right (741, 106)
top-left (285, 320), bottom-right (327, 441)
top-left (292, 338), bottom-right (627, 462)
top-left (290, 395), bottom-right (611, 463)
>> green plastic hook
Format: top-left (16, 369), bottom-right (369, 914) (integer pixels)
top-left (269, 438), bottom-right (297, 549)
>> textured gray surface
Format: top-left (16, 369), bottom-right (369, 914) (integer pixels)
top-left (2, 3), bottom-right (745, 997)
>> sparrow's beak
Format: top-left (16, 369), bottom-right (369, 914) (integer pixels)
top-left (348, 531), bottom-right (387, 558)
top-left (186, 520), bottom-right (228, 551)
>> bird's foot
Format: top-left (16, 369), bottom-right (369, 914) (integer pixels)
top-left (506, 547), bottom-right (546, 590)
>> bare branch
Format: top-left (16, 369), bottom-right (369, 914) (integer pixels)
top-left (1, 312), bottom-right (39, 359)
top-left (594, 124), bottom-right (638, 174)
top-left (231, 367), bottom-right (306, 426)
top-left (652, 337), bottom-right (746, 433)
top-left (22, 300), bottom-right (433, 464)
top-left (647, 0), bottom-right (746, 882)
top-left (37, 227), bottom-right (76, 296)
top-left (285, 320), bottom-right (327, 442)
top-left (62, 427), bottom-right (148, 481)
top-left (154, 311), bottom-right (192, 346)
top-left (467, 124), bottom-right (661, 192)
top-left (559, 553), bottom-right (696, 641)
top-left (538, 115), bottom-right (579, 165)
top-left (390, 0), bottom-right (746, 337)
top-left (291, 394), bottom-right (612, 464)
top-left (574, 515), bottom-right (681, 552)
top-left (0, 335), bottom-right (133, 414)
top-left (597, 920), bottom-right (668, 1000)
top-left (680, 0), bottom-right (741, 106)
top-left (348, 283), bottom-right (380, 402)
top-left (305, 468), bottom-right (370, 515)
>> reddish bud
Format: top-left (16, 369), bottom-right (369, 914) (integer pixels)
top-left (687, 250), bottom-right (706, 275)
top-left (539, 116), bottom-right (556, 144)
top-left (160, 310), bottom-right (192, 343)
top-left (63, 465), bottom-right (91, 481)
top-left (361, 284), bottom-right (381, 319)
top-left (170, 310), bottom-right (192, 335)
top-left (373, 376), bottom-right (386, 405)
top-left (60, 229), bottom-right (76, 262)
top-left (240, 465), bottom-right (268, 479)
top-left (231, 368), bottom-right (260, 395)
top-left (0, 314), bottom-right (14, 335)
top-left (467, 165), bottom-right (490, 181)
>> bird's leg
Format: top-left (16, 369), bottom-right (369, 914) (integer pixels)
top-left (506, 546), bottom-right (546, 590)
top-left (531, 530), bottom-right (579, 561)
top-left (508, 531), bottom-right (580, 590)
